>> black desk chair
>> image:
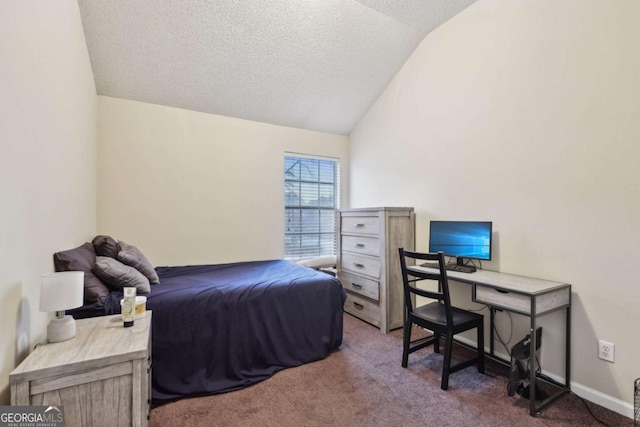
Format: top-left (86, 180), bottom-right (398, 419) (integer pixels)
top-left (398, 248), bottom-right (485, 390)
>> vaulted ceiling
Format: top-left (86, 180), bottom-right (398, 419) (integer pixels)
top-left (78, 0), bottom-right (476, 135)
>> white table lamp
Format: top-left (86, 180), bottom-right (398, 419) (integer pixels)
top-left (40, 271), bottom-right (84, 343)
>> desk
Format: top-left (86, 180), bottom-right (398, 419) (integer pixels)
top-left (408, 265), bottom-right (571, 416)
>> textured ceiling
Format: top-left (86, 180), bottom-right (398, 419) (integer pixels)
top-left (78, 0), bottom-right (476, 135)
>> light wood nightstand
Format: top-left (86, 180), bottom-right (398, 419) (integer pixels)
top-left (10, 313), bottom-right (152, 427)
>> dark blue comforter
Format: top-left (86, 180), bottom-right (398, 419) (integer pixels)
top-left (71, 260), bottom-right (346, 405)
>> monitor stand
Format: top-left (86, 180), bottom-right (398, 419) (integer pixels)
top-left (456, 257), bottom-right (466, 266)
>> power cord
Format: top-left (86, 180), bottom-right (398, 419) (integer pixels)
top-left (572, 392), bottom-right (612, 426)
top-left (468, 304), bottom-right (489, 313)
top-left (483, 310), bottom-right (611, 426)
top-left (492, 309), bottom-right (513, 355)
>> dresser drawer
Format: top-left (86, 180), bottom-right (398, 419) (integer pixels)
top-left (340, 215), bottom-right (379, 235)
top-left (341, 235), bottom-right (380, 257)
top-left (340, 253), bottom-right (380, 279)
top-left (344, 292), bottom-right (380, 326)
top-left (338, 272), bottom-right (379, 301)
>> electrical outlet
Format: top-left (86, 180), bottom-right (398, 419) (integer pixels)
top-left (598, 340), bottom-right (615, 362)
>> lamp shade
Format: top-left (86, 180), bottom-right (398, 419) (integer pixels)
top-left (40, 271), bottom-right (84, 312)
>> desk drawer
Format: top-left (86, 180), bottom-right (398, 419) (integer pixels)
top-left (340, 253), bottom-right (380, 279)
top-left (340, 216), bottom-right (379, 235)
top-left (344, 292), bottom-right (380, 326)
top-left (473, 285), bottom-right (570, 315)
top-left (341, 235), bottom-right (380, 257)
top-left (338, 272), bottom-right (379, 301)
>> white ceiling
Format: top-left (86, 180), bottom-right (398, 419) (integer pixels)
top-left (78, 0), bottom-right (476, 135)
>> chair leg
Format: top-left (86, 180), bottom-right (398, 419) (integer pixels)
top-left (477, 321), bottom-right (485, 374)
top-left (402, 321), bottom-right (411, 368)
top-left (441, 334), bottom-right (454, 390)
top-left (434, 332), bottom-right (440, 353)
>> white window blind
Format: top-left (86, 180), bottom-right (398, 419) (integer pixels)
top-left (284, 154), bottom-right (339, 260)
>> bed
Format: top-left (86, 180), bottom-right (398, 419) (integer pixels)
top-left (68, 258), bottom-right (346, 405)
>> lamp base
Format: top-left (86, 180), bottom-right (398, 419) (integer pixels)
top-left (47, 315), bottom-right (76, 343)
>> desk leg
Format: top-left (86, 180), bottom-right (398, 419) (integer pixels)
top-left (566, 304), bottom-right (571, 388)
top-left (529, 302), bottom-right (538, 416)
top-left (489, 308), bottom-right (496, 356)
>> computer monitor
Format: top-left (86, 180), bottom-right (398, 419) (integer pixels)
top-left (428, 221), bottom-right (492, 265)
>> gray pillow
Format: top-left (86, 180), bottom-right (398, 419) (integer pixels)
top-left (117, 241), bottom-right (160, 284)
top-left (53, 242), bottom-right (110, 304)
top-left (92, 235), bottom-right (119, 258)
top-left (93, 256), bottom-right (151, 294)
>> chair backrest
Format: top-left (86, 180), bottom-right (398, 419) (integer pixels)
top-left (398, 248), bottom-right (453, 325)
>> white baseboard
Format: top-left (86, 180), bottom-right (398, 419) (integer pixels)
top-left (543, 370), bottom-right (634, 420)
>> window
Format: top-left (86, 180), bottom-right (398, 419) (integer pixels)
top-left (284, 154), bottom-right (339, 260)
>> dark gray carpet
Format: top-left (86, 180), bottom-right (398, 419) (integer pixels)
top-left (149, 313), bottom-right (631, 426)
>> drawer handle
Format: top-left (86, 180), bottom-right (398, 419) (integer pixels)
top-left (353, 302), bottom-right (364, 310)
top-left (354, 243), bottom-right (365, 248)
top-left (351, 283), bottom-right (363, 289)
top-left (497, 289), bottom-right (509, 294)
top-left (353, 263), bottom-right (365, 268)
top-left (354, 223), bottom-right (365, 227)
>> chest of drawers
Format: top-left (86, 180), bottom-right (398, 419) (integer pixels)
top-left (337, 207), bottom-right (415, 333)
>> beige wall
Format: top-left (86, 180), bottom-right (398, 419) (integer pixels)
top-left (2, 0), bottom-right (635, 416)
top-left (97, 96), bottom-right (349, 266)
top-left (350, 0), bottom-right (639, 417)
top-left (0, 1), bottom-right (97, 404)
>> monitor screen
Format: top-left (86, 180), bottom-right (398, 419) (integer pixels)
top-left (428, 221), bottom-right (492, 261)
